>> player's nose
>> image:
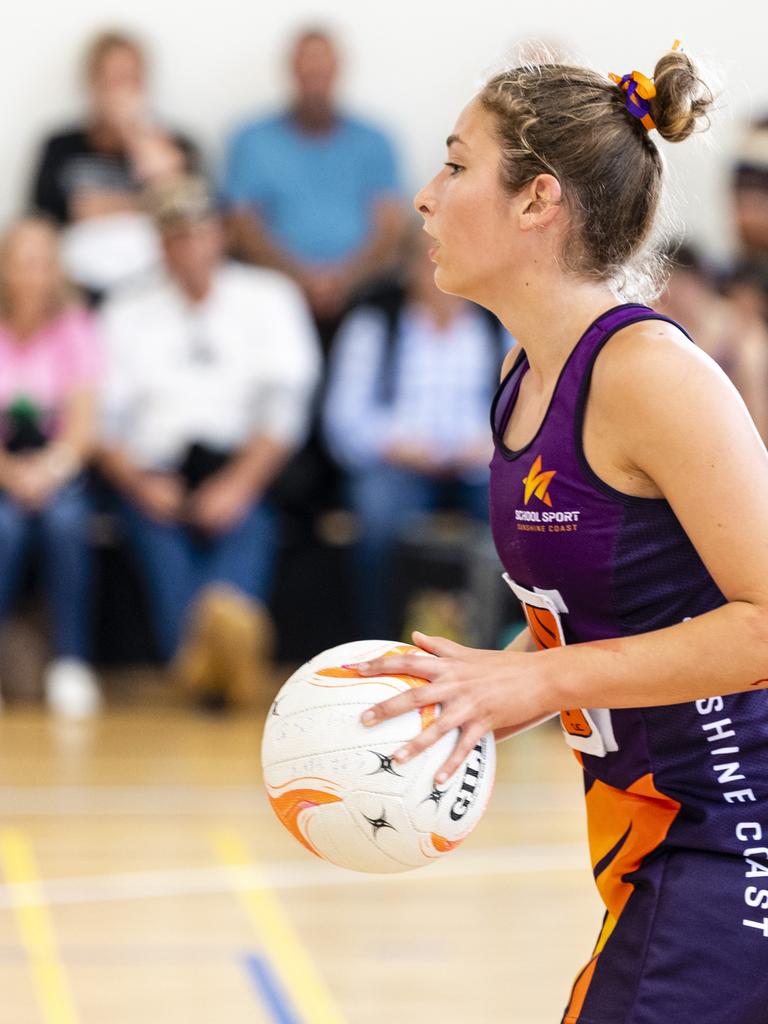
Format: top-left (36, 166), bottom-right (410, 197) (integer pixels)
top-left (414, 178), bottom-right (436, 217)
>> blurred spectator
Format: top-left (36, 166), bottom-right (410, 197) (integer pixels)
top-left (324, 229), bottom-right (510, 637)
top-left (97, 178), bottom-right (320, 707)
top-left (30, 29), bottom-right (199, 300)
top-left (729, 117), bottom-right (768, 331)
top-left (0, 217), bottom-right (102, 716)
top-left (732, 119), bottom-right (768, 266)
top-left (725, 259), bottom-right (768, 325)
top-left (657, 242), bottom-right (768, 441)
top-left (223, 26), bottom-right (406, 345)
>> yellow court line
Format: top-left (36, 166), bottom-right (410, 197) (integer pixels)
top-left (211, 827), bottom-right (345, 1024)
top-left (0, 829), bottom-right (80, 1024)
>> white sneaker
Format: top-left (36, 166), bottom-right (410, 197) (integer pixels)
top-left (44, 659), bottom-right (102, 719)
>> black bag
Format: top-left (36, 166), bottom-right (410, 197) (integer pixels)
top-left (5, 397), bottom-right (48, 453)
top-left (177, 442), bottom-right (232, 492)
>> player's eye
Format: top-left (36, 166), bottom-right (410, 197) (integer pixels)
top-left (443, 162), bottom-right (464, 176)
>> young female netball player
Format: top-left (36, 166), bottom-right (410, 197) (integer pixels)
top-left (349, 42), bottom-right (768, 1024)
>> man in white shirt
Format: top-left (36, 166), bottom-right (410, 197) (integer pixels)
top-left (98, 178), bottom-right (320, 704)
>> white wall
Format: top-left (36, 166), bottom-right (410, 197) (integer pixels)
top-left (2, 0), bottom-right (765, 261)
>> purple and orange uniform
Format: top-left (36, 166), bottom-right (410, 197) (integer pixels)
top-left (489, 304), bottom-right (768, 1024)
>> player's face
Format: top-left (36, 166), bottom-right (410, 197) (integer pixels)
top-left (413, 99), bottom-right (523, 304)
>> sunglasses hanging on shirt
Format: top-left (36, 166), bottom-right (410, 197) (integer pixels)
top-left (186, 311), bottom-right (216, 365)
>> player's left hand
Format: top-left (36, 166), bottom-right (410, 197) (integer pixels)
top-left (351, 632), bottom-right (553, 783)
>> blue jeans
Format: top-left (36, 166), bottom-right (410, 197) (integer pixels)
top-left (348, 464), bottom-right (489, 638)
top-left (118, 498), bottom-right (278, 660)
top-left (0, 480), bottom-right (93, 658)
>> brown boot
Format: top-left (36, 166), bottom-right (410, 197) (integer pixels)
top-left (173, 585), bottom-right (275, 709)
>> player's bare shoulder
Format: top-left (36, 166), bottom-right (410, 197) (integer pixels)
top-left (582, 316), bottom-right (761, 499)
top-left (590, 316), bottom-right (737, 434)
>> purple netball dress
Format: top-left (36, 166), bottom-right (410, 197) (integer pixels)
top-left (489, 303), bottom-right (768, 1024)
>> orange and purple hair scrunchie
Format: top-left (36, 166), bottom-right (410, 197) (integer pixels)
top-left (609, 39), bottom-right (682, 132)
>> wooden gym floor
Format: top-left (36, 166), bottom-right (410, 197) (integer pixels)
top-left (0, 669), bottom-right (603, 1024)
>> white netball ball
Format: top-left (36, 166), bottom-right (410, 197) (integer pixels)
top-left (261, 639), bottom-right (495, 873)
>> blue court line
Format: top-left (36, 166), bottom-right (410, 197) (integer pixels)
top-left (244, 953), bottom-right (302, 1024)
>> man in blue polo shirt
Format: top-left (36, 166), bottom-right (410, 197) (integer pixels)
top-left (223, 27), bottom-right (406, 344)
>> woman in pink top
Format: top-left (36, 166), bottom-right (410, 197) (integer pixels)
top-left (0, 217), bottom-right (102, 716)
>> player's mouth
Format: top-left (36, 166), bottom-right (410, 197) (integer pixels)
top-left (423, 226), bottom-right (441, 261)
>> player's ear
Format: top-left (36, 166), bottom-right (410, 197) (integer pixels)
top-left (518, 174), bottom-right (563, 232)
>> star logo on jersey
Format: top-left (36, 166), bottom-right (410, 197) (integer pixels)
top-left (522, 455), bottom-right (557, 507)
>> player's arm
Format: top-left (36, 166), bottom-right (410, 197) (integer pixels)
top-left (495, 627), bottom-right (550, 742)
top-left (541, 324), bottom-right (768, 710)
top-left (351, 324), bottom-right (768, 781)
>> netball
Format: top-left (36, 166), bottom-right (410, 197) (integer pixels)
top-left (261, 640), bottom-right (496, 872)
